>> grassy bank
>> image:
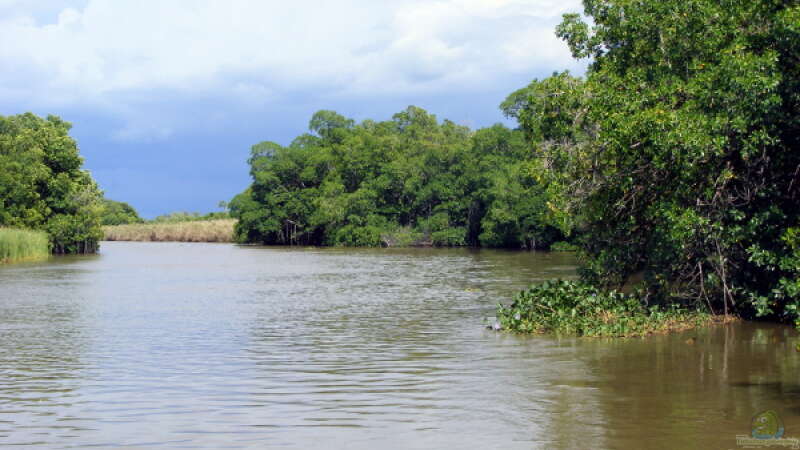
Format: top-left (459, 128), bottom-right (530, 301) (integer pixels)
top-left (0, 228), bottom-right (50, 264)
top-left (495, 280), bottom-right (725, 337)
top-left (103, 219), bottom-right (236, 243)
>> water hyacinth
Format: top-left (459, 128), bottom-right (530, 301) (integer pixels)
top-left (496, 280), bottom-right (713, 337)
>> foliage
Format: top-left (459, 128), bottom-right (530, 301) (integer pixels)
top-left (503, 71), bottom-right (594, 235)
top-left (231, 106), bottom-right (566, 249)
top-left (505, 0), bottom-right (800, 325)
top-left (496, 280), bottom-right (711, 337)
top-left (0, 113), bottom-right (103, 254)
top-left (99, 198), bottom-right (144, 225)
top-left (0, 228), bottom-right (50, 264)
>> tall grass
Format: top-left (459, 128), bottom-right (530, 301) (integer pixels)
top-left (103, 219), bottom-right (236, 243)
top-left (0, 228), bottom-right (50, 264)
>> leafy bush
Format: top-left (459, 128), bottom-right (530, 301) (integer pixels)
top-left (46, 212), bottom-right (102, 254)
top-left (330, 224), bottom-right (385, 247)
top-left (497, 280), bottom-right (711, 337)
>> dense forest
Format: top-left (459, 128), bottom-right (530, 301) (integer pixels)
top-left (229, 108), bottom-right (565, 249)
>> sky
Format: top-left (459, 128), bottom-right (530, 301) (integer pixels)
top-left (0, 0), bottom-right (586, 218)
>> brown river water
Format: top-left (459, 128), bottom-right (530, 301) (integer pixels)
top-left (1, 242), bottom-right (798, 449)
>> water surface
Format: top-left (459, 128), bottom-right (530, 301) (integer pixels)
top-left (1, 242), bottom-right (798, 448)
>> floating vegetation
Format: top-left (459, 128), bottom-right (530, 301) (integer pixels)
top-left (496, 280), bottom-right (717, 337)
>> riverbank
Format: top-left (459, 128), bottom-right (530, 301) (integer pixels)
top-left (103, 219), bottom-right (236, 242)
top-left (0, 228), bottom-right (50, 264)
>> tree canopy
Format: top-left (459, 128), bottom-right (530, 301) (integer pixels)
top-left (0, 113), bottom-right (103, 253)
top-left (230, 106), bottom-right (564, 249)
top-left (99, 198), bottom-right (144, 226)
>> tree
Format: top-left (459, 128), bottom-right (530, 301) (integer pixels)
top-left (309, 110), bottom-right (354, 143)
top-left (538, 0), bottom-right (800, 322)
top-left (0, 113), bottom-right (103, 253)
top-left (99, 198), bottom-right (144, 225)
top-left (230, 107), bottom-right (563, 249)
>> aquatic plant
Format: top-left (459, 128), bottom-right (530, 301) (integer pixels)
top-left (496, 280), bottom-right (713, 337)
top-left (0, 228), bottom-right (50, 264)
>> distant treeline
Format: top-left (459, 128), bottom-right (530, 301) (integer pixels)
top-left (99, 201), bottom-right (231, 226)
top-left (149, 211), bottom-right (230, 224)
top-left (229, 108), bottom-right (564, 249)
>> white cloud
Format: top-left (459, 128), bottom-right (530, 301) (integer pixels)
top-left (0, 0), bottom-right (584, 139)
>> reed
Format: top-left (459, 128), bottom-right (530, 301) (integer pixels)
top-left (0, 228), bottom-right (51, 264)
top-left (103, 219), bottom-right (236, 242)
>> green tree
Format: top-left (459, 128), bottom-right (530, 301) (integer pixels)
top-left (231, 106), bottom-right (564, 249)
top-left (99, 198), bottom-right (144, 225)
top-left (0, 113), bottom-right (103, 253)
top-left (538, 0), bottom-right (800, 322)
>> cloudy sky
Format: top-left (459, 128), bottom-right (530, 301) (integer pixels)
top-left (0, 0), bottom-right (585, 218)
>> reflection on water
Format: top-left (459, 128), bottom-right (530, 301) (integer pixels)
top-left (0, 242), bottom-right (797, 448)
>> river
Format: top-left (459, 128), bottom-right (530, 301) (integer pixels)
top-left (1, 242), bottom-right (798, 448)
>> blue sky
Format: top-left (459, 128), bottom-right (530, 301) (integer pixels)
top-left (0, 0), bottom-right (586, 218)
